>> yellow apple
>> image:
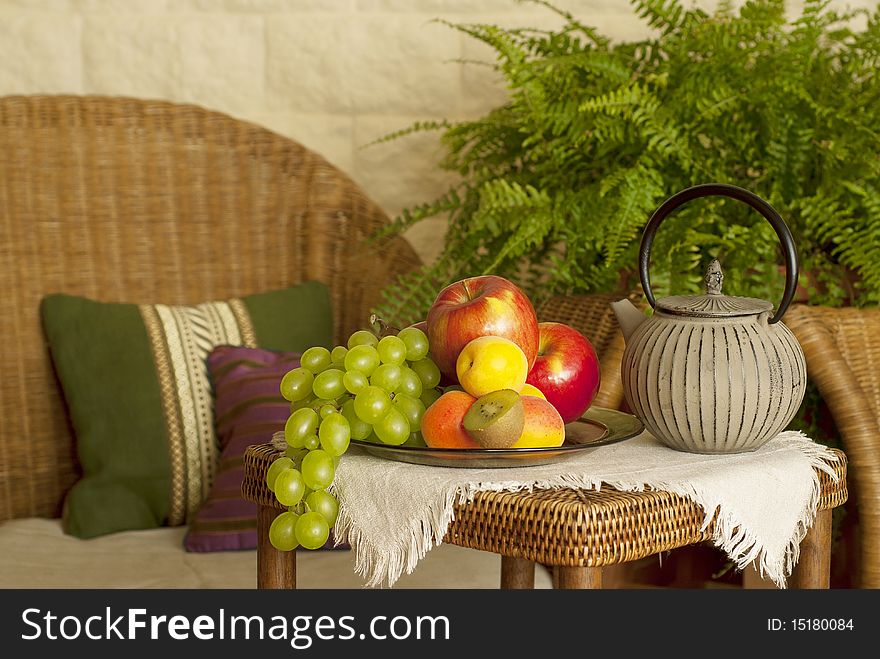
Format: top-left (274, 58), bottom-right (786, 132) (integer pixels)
top-left (455, 335), bottom-right (529, 398)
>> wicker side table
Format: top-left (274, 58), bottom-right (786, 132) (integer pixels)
top-left (242, 444), bottom-right (847, 590)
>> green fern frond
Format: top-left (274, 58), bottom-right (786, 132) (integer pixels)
top-left (369, 189), bottom-right (462, 242)
top-left (631, 0), bottom-right (686, 34)
top-left (434, 20), bottom-right (528, 69)
top-left (361, 120), bottom-right (453, 149)
top-left (578, 83), bottom-right (644, 115)
top-left (529, 50), bottom-right (631, 85)
top-left (481, 212), bottom-right (554, 275)
top-left (478, 179), bottom-right (550, 215)
top-left (601, 165), bottom-right (664, 263)
top-left (372, 262), bottom-right (452, 328)
top-left (766, 121), bottom-right (814, 202)
top-left (824, 183), bottom-right (880, 300)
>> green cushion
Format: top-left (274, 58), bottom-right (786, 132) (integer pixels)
top-left (41, 282), bottom-right (332, 539)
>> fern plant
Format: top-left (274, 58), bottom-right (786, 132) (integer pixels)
top-left (373, 0), bottom-right (880, 326)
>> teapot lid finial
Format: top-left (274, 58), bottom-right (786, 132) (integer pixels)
top-left (655, 257), bottom-right (774, 318)
top-left (705, 259), bottom-right (723, 296)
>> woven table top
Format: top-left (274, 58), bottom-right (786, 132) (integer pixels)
top-left (242, 443), bottom-right (847, 568)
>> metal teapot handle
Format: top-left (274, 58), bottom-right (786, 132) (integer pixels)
top-left (639, 183), bottom-right (799, 324)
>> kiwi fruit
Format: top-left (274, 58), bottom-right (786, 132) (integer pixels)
top-left (462, 389), bottom-right (525, 449)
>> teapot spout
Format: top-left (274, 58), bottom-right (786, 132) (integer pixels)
top-left (611, 299), bottom-right (647, 344)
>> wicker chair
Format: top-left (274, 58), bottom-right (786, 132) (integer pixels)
top-left (0, 95), bottom-right (422, 523)
top-left (787, 304), bottom-right (880, 589)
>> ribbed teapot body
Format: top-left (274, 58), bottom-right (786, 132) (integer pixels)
top-left (621, 313), bottom-right (806, 453)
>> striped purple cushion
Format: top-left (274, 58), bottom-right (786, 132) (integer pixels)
top-left (184, 345), bottom-right (343, 552)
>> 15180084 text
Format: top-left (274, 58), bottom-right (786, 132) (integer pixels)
top-left (768, 618), bottom-right (854, 631)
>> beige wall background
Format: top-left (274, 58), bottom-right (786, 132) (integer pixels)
top-left (0, 0), bottom-right (871, 264)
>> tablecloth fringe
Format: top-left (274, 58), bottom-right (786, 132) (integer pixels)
top-left (332, 431), bottom-right (839, 589)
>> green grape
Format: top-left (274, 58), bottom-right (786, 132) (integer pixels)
top-left (403, 432), bottom-right (428, 448)
top-left (354, 386), bottom-right (392, 424)
top-left (374, 406), bottom-right (410, 445)
top-left (377, 335), bottom-right (407, 365)
top-left (344, 344), bottom-right (380, 376)
top-left (393, 393), bottom-right (426, 429)
top-left (284, 447), bottom-right (307, 463)
top-left (266, 456), bottom-right (295, 491)
top-left (398, 327), bottom-right (430, 362)
top-left (280, 367), bottom-right (314, 402)
top-left (411, 358), bottom-right (441, 389)
top-left (284, 408), bottom-right (319, 448)
top-left (370, 363), bottom-right (402, 391)
top-left (342, 369), bottom-right (368, 394)
top-left (319, 404), bottom-right (337, 419)
top-left (347, 330), bottom-right (379, 349)
top-left (301, 449), bottom-right (335, 490)
top-left (269, 511), bottom-right (300, 551)
top-left (274, 468), bottom-right (306, 507)
top-left (341, 399), bottom-right (372, 440)
top-left (304, 434), bottom-right (320, 451)
top-left (300, 346), bottom-right (332, 374)
top-left (420, 386), bottom-right (443, 409)
top-left (305, 397), bottom-right (335, 412)
top-left (306, 490), bottom-right (339, 527)
top-left (396, 366), bottom-right (423, 398)
top-left (330, 345), bottom-right (348, 363)
top-left (294, 511), bottom-right (330, 550)
top-left (312, 368), bottom-right (346, 400)
top-left (290, 398), bottom-right (311, 413)
top-left (319, 412), bottom-right (351, 457)
top-left (363, 431), bottom-right (382, 445)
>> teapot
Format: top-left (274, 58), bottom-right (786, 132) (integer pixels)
top-left (611, 183), bottom-right (806, 454)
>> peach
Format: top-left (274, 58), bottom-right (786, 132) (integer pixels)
top-left (421, 390), bottom-right (481, 449)
top-left (510, 396), bottom-right (565, 448)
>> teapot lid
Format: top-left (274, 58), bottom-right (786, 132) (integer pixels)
top-left (654, 260), bottom-right (774, 318)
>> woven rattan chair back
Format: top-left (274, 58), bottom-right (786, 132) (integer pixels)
top-left (787, 304), bottom-right (880, 588)
top-left (0, 95), bottom-right (421, 522)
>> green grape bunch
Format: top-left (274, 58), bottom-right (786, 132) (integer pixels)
top-left (267, 320), bottom-right (442, 552)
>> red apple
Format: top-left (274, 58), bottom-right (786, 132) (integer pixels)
top-left (526, 322), bottom-right (600, 423)
top-left (426, 275), bottom-right (539, 382)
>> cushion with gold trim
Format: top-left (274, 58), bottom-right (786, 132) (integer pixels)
top-left (40, 282), bottom-right (332, 539)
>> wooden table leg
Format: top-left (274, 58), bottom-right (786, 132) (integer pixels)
top-left (501, 556), bottom-right (535, 589)
top-left (742, 563), bottom-right (776, 589)
top-left (257, 505), bottom-right (296, 589)
top-left (790, 508), bottom-right (832, 589)
top-left (552, 566), bottom-right (602, 589)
